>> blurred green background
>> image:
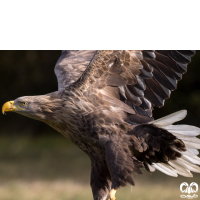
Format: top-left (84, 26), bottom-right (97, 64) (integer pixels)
top-left (0, 51), bottom-right (200, 200)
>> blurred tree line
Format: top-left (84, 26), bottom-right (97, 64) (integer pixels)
top-left (0, 50), bottom-right (200, 136)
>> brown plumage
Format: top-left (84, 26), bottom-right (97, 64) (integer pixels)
top-left (2, 50), bottom-right (200, 200)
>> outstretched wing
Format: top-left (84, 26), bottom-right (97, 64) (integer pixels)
top-left (54, 50), bottom-right (96, 90)
top-left (56, 50), bottom-right (195, 123)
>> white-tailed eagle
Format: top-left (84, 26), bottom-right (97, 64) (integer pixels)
top-left (2, 50), bottom-right (200, 200)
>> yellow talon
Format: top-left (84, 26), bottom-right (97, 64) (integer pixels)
top-left (108, 189), bottom-right (117, 200)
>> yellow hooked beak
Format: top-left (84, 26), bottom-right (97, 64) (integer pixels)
top-left (2, 101), bottom-right (15, 114)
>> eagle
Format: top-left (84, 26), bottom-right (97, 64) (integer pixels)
top-left (2, 50), bottom-right (200, 200)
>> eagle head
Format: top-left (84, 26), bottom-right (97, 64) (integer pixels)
top-left (2, 94), bottom-right (63, 122)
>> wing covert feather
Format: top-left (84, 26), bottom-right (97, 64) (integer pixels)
top-left (57, 50), bottom-right (195, 124)
top-left (54, 50), bottom-right (96, 90)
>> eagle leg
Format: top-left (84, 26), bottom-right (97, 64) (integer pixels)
top-left (107, 189), bottom-right (117, 200)
top-left (105, 138), bottom-right (139, 199)
top-left (90, 162), bottom-right (111, 200)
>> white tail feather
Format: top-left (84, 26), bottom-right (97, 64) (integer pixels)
top-left (147, 164), bottom-right (155, 172)
top-left (178, 158), bottom-right (200, 173)
top-left (163, 125), bottom-right (200, 136)
top-left (184, 141), bottom-right (200, 149)
top-left (168, 160), bottom-right (193, 177)
top-left (169, 133), bottom-right (200, 143)
top-left (182, 155), bottom-right (200, 165)
top-left (148, 110), bottom-right (187, 127)
top-left (148, 110), bottom-right (200, 177)
top-left (173, 169), bottom-right (193, 177)
top-left (187, 148), bottom-right (199, 155)
top-left (171, 131), bottom-right (200, 138)
top-left (177, 149), bottom-right (198, 157)
top-left (152, 163), bottom-right (178, 177)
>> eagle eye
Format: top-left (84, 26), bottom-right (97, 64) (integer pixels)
top-left (20, 101), bottom-right (28, 107)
